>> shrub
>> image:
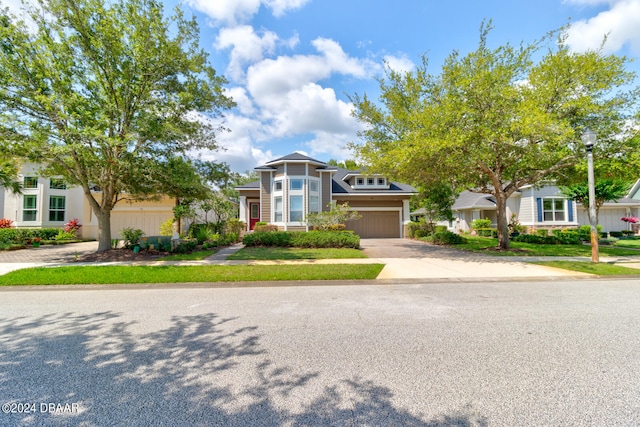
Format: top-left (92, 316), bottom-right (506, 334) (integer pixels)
top-left (0, 218), bottom-right (13, 228)
top-left (476, 228), bottom-right (497, 237)
top-left (536, 229), bottom-right (549, 237)
top-left (512, 233), bottom-right (581, 245)
top-left (173, 239), bottom-right (197, 253)
top-left (160, 218), bottom-right (174, 236)
top-left (434, 225), bottom-right (448, 234)
top-left (63, 218), bottom-right (82, 236)
top-left (471, 218), bottom-right (492, 230)
top-left (414, 229), bottom-right (431, 238)
top-left (426, 231), bottom-right (467, 245)
top-left (254, 224), bottom-right (279, 233)
top-left (290, 231), bottom-right (360, 249)
top-left (243, 231), bottom-right (292, 247)
top-left (622, 230), bottom-right (634, 236)
top-left (54, 230), bottom-right (77, 241)
top-left (225, 218), bottom-right (245, 236)
top-left (121, 227), bottom-right (145, 249)
top-left (609, 231), bottom-right (623, 238)
top-left (577, 225), bottom-right (603, 241)
top-left (407, 221), bottom-right (434, 238)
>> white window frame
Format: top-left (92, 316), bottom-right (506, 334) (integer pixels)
top-left (542, 198), bottom-right (565, 222)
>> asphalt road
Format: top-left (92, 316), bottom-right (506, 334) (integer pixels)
top-left (1, 279), bottom-right (640, 426)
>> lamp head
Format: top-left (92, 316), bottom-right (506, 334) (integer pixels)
top-left (582, 128), bottom-right (596, 150)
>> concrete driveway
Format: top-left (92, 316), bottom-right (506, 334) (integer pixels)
top-left (360, 238), bottom-right (589, 280)
top-left (0, 241), bottom-right (98, 275)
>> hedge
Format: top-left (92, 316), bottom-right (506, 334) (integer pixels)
top-left (512, 233), bottom-right (581, 245)
top-left (424, 231), bottom-right (467, 245)
top-left (243, 231), bottom-right (359, 248)
top-left (0, 228), bottom-right (62, 244)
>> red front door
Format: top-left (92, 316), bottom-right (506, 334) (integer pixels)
top-left (249, 202), bottom-right (260, 230)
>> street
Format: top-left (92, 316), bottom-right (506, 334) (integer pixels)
top-left (1, 279), bottom-right (640, 426)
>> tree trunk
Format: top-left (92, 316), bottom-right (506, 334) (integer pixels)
top-left (495, 191), bottom-right (510, 250)
top-left (95, 208), bottom-right (113, 253)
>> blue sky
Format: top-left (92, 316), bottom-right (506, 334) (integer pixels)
top-left (6, 0), bottom-right (640, 173)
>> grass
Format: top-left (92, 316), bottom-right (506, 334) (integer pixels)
top-left (453, 235), bottom-right (640, 257)
top-left (613, 239), bottom-right (640, 248)
top-left (0, 264), bottom-right (385, 286)
top-left (534, 261), bottom-right (640, 276)
top-left (228, 247), bottom-right (367, 260)
top-left (158, 250), bottom-right (215, 261)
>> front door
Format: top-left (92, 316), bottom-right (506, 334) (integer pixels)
top-left (249, 202), bottom-right (260, 230)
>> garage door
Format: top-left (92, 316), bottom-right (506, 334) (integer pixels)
top-left (344, 211), bottom-right (400, 238)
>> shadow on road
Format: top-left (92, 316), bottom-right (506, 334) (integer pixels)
top-left (0, 312), bottom-right (488, 426)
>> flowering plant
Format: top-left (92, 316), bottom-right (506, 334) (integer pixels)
top-left (0, 218), bottom-right (13, 228)
top-left (621, 216), bottom-right (639, 223)
top-left (32, 237), bottom-right (41, 243)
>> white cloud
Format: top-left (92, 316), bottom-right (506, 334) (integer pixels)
top-left (304, 131), bottom-right (357, 161)
top-left (383, 54), bottom-right (415, 73)
top-left (215, 26), bottom-right (279, 81)
top-left (566, 0), bottom-right (640, 53)
top-left (224, 87), bottom-right (256, 116)
top-left (264, 0), bottom-right (310, 17)
top-left (246, 37), bottom-right (374, 102)
top-left (185, 0), bottom-right (308, 25)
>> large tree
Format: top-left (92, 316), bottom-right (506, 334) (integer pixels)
top-left (351, 23), bottom-right (638, 249)
top-left (0, 0), bottom-right (233, 251)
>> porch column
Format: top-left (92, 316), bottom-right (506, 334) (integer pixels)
top-left (402, 199), bottom-right (411, 238)
top-left (239, 196), bottom-right (247, 230)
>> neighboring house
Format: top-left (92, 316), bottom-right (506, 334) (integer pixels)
top-left (236, 153), bottom-right (417, 238)
top-left (0, 163), bottom-right (174, 239)
top-left (417, 182), bottom-right (640, 234)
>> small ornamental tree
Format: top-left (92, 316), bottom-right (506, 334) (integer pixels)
top-left (306, 203), bottom-right (361, 230)
top-left (560, 179), bottom-right (630, 223)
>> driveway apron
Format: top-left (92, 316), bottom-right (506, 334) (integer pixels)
top-left (359, 238), bottom-right (588, 279)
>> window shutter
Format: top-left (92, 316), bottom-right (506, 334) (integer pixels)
top-left (568, 200), bottom-right (574, 222)
top-left (536, 198), bottom-right (543, 222)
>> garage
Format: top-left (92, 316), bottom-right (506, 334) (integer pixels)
top-left (344, 210), bottom-right (401, 238)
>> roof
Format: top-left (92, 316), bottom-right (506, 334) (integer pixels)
top-left (234, 180), bottom-right (259, 190)
top-left (452, 191), bottom-right (497, 210)
top-left (331, 168), bottom-right (416, 195)
top-left (264, 152), bottom-right (327, 167)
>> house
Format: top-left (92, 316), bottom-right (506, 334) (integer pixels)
top-left (0, 163), bottom-right (175, 239)
top-left (426, 182), bottom-right (640, 234)
top-left (236, 153), bottom-right (417, 238)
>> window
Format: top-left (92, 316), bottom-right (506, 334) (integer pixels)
top-left (274, 197), bottom-right (283, 222)
top-left (543, 198), bottom-right (565, 221)
top-left (367, 178), bottom-right (374, 185)
top-left (24, 177), bottom-right (38, 189)
top-left (289, 195), bottom-right (303, 222)
top-left (50, 178), bottom-right (67, 190)
top-left (274, 181), bottom-right (282, 191)
top-left (23, 195), bottom-right (37, 221)
top-left (309, 181), bottom-right (318, 193)
top-left (377, 178), bottom-right (385, 185)
top-left (356, 178), bottom-right (364, 185)
top-left (49, 196), bottom-right (65, 221)
top-left (290, 179), bottom-right (303, 190)
top-left (309, 180), bottom-right (319, 212)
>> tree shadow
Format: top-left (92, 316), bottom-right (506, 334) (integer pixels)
top-left (0, 312), bottom-right (487, 426)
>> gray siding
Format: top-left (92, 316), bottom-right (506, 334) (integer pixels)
top-left (287, 163), bottom-right (306, 175)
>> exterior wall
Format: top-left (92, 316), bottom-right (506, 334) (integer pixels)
top-left (333, 198), bottom-right (404, 208)
top-left (286, 163), bottom-right (306, 175)
top-left (260, 172), bottom-right (272, 222)
top-left (577, 206), bottom-right (639, 233)
top-left (321, 174), bottom-right (332, 211)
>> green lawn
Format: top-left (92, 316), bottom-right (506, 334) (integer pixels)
top-left (534, 261), bottom-right (640, 276)
top-left (158, 250), bottom-right (215, 261)
top-left (0, 264), bottom-right (384, 286)
top-left (228, 247), bottom-right (367, 260)
top-left (452, 236), bottom-right (640, 257)
top-left (613, 239), bottom-right (640, 249)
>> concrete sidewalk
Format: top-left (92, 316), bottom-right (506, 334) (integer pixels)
top-left (1, 240), bottom-right (639, 280)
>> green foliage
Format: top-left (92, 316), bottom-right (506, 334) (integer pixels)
top-left (609, 231), bottom-right (623, 238)
top-left (306, 203), bottom-right (361, 230)
top-left (243, 231), bottom-right (360, 249)
top-left (471, 219), bottom-right (492, 230)
top-left (0, 228), bottom-right (62, 245)
top-left (121, 228), bottom-right (144, 249)
top-left (54, 230), bottom-right (77, 241)
top-left (173, 239), bottom-right (197, 254)
top-left (423, 231), bottom-right (467, 245)
top-left (159, 218), bottom-right (174, 236)
top-left (63, 218), bottom-right (82, 237)
top-left (413, 182), bottom-right (456, 222)
top-left (560, 179), bottom-right (631, 222)
top-left (536, 229), bottom-right (549, 237)
top-left (0, 0), bottom-right (233, 252)
top-left (0, 159), bottom-right (21, 194)
top-left (254, 224), bottom-right (279, 233)
top-left (224, 219), bottom-right (245, 237)
top-left (577, 225), bottom-right (603, 240)
top-left (407, 220), bottom-right (434, 238)
top-left (350, 21), bottom-right (638, 250)
top-left (476, 228), bottom-right (497, 237)
top-left (508, 214), bottom-right (526, 234)
top-left (512, 233), bottom-right (581, 245)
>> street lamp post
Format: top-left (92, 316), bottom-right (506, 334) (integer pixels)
top-left (582, 129), bottom-right (599, 263)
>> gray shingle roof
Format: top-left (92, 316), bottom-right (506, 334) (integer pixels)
top-left (452, 191), bottom-right (496, 210)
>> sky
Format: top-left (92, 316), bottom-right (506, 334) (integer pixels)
top-left (5, 0), bottom-right (640, 174)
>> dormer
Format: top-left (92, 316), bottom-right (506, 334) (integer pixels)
top-left (343, 173), bottom-right (390, 190)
